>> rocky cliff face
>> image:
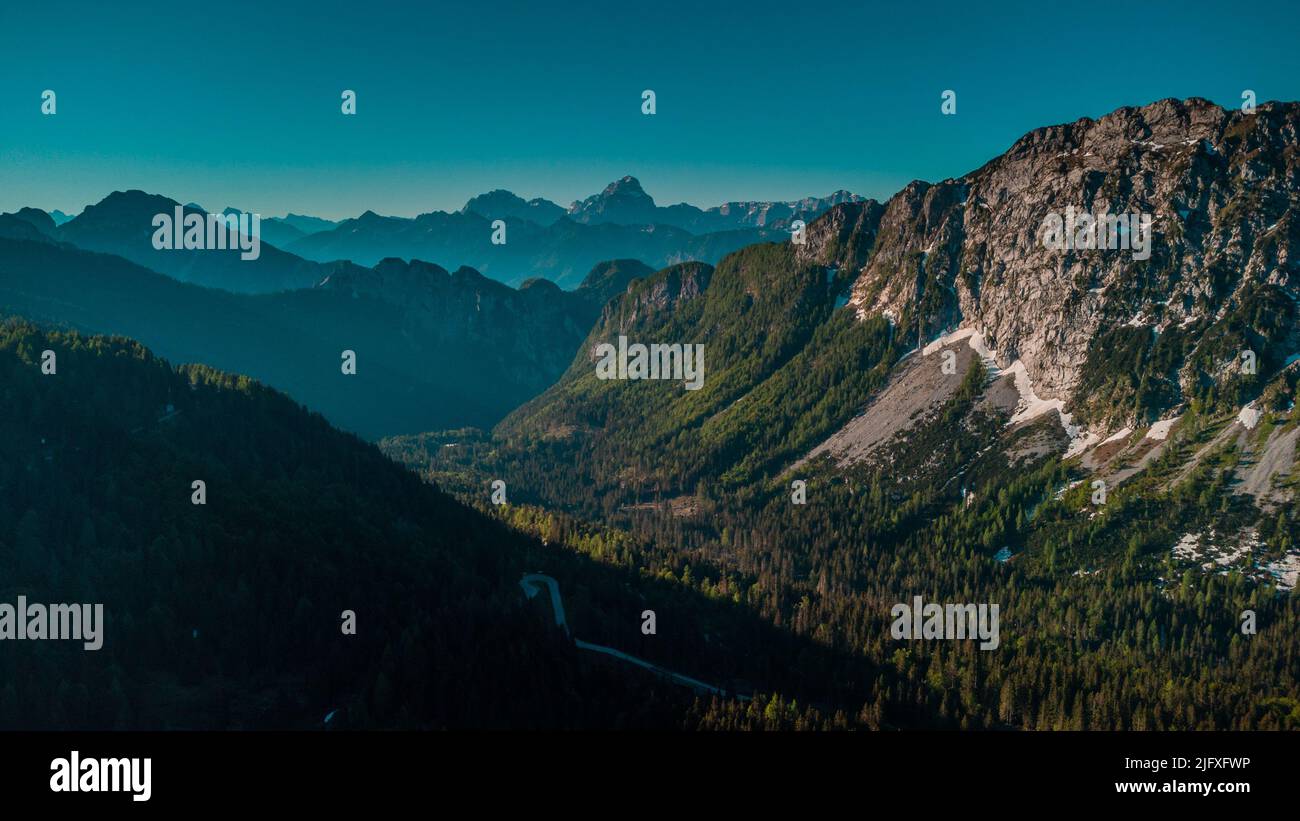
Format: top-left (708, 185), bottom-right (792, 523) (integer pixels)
top-left (803, 97), bottom-right (1300, 429)
top-left (591, 261), bottom-right (714, 345)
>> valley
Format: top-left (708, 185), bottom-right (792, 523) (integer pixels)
top-left (384, 98), bottom-right (1300, 729)
top-left (4, 96), bottom-right (1299, 732)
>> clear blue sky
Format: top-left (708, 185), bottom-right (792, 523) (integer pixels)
top-left (2, 0), bottom-right (1298, 220)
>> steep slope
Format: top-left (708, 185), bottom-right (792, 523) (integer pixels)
top-left (572, 258), bottom-right (656, 307)
top-left (806, 98), bottom-right (1299, 434)
top-left (496, 241), bottom-right (900, 495)
top-left (392, 243), bottom-right (1300, 729)
top-left (0, 317), bottom-right (761, 729)
top-left (3, 317), bottom-right (913, 730)
top-left (567, 176), bottom-right (663, 225)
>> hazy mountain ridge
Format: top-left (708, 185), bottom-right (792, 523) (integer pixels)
top-left (0, 235), bottom-right (625, 438)
top-left (285, 202), bottom-right (778, 288)
top-left (11, 178), bottom-right (857, 295)
top-left (566, 175), bottom-right (864, 232)
top-left (463, 189), bottom-right (566, 226)
top-left (53, 191), bottom-right (356, 294)
top-left (282, 177), bottom-right (856, 287)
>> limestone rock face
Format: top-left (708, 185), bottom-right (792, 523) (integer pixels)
top-left (806, 98), bottom-right (1300, 427)
top-left (594, 261), bottom-right (714, 342)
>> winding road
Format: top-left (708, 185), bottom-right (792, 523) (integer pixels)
top-left (519, 573), bottom-right (742, 699)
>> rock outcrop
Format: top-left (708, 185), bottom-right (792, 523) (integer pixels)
top-left (804, 98), bottom-right (1300, 429)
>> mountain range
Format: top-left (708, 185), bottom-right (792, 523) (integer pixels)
top-left (486, 97), bottom-right (1299, 534)
top-left (385, 97), bottom-right (1300, 729)
top-left (278, 176), bottom-right (850, 287)
top-left (0, 228), bottom-right (648, 438)
top-left (0, 178), bottom-right (856, 436)
top-left (15, 178), bottom-right (856, 292)
top-left (4, 97), bottom-right (1299, 730)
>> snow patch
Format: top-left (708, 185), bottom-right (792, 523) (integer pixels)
top-left (1261, 553), bottom-right (1300, 592)
top-left (1065, 429), bottom-right (1101, 459)
top-left (965, 330), bottom-right (1000, 373)
top-left (1145, 416), bottom-right (1180, 441)
top-left (1006, 361), bottom-right (1062, 426)
top-left (1173, 533), bottom-right (1202, 561)
top-left (1054, 479), bottom-right (1083, 500)
top-left (1003, 360), bottom-right (1095, 456)
top-left (1102, 427), bottom-right (1134, 445)
top-left (922, 326), bottom-right (977, 356)
top-left (1237, 403), bottom-right (1261, 430)
top-left (927, 328), bottom-right (1101, 458)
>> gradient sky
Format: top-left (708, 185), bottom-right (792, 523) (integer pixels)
top-left (3, 0), bottom-right (1299, 220)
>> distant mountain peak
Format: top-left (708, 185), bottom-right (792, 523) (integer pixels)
top-left (567, 176), bottom-right (659, 225)
top-left (99, 189), bottom-right (174, 207)
top-left (462, 189), bottom-right (564, 226)
top-left (9, 207), bottom-right (57, 235)
top-left (268, 213), bottom-right (339, 237)
top-left (564, 177), bottom-right (859, 232)
top-left (606, 175), bottom-right (647, 194)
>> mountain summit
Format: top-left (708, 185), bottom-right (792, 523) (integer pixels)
top-left (462, 189), bottom-right (565, 225)
top-left (567, 176), bottom-right (659, 225)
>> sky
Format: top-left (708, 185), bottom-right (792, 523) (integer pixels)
top-left (2, 0), bottom-right (1299, 220)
